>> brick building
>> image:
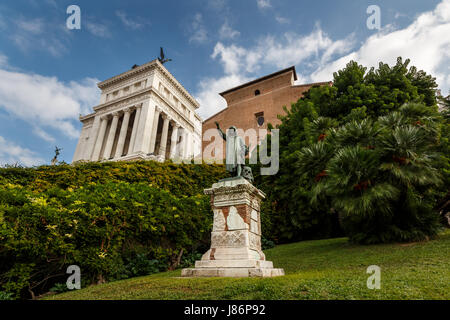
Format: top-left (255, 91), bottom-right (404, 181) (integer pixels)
top-left (202, 66), bottom-right (331, 157)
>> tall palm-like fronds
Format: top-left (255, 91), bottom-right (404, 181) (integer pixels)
top-left (378, 111), bottom-right (406, 129)
top-left (332, 119), bottom-right (379, 147)
top-left (309, 117), bottom-right (338, 139)
top-left (378, 125), bottom-right (441, 187)
top-left (317, 146), bottom-right (397, 217)
top-left (296, 142), bottom-right (333, 179)
top-left (297, 103), bottom-right (443, 243)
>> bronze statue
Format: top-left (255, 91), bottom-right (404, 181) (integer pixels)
top-left (215, 121), bottom-right (253, 183)
top-left (158, 47), bottom-right (172, 64)
top-left (51, 146), bottom-right (62, 165)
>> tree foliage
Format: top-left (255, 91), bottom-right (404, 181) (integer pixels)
top-left (254, 57), bottom-right (445, 244)
top-left (0, 161), bottom-right (227, 299)
top-left (298, 103), bottom-right (442, 243)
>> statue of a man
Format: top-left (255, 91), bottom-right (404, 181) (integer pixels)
top-left (215, 121), bottom-right (249, 178)
top-left (51, 146), bottom-right (62, 166)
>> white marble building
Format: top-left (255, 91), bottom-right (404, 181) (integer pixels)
top-left (72, 60), bottom-right (202, 163)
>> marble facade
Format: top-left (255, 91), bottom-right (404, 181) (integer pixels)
top-left (72, 59), bottom-right (202, 163)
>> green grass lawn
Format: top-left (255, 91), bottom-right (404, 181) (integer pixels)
top-left (47, 229), bottom-right (450, 300)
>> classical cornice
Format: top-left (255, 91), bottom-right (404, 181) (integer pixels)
top-left (152, 89), bottom-right (195, 131)
top-left (97, 59), bottom-right (200, 109)
top-left (80, 87), bottom-right (197, 133)
top-left (92, 87), bottom-right (150, 112)
top-left (79, 89), bottom-right (151, 121)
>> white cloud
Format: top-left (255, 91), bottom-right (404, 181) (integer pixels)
top-left (197, 24), bottom-right (354, 118)
top-left (0, 54), bottom-right (8, 67)
top-left (44, 0), bottom-right (58, 8)
top-left (310, 0), bottom-right (450, 95)
top-left (256, 0), bottom-right (271, 9)
top-left (208, 0), bottom-right (227, 11)
top-left (16, 17), bottom-right (44, 34)
top-left (10, 16), bottom-right (68, 57)
top-left (0, 136), bottom-right (45, 167)
top-left (33, 127), bottom-right (55, 143)
top-left (189, 13), bottom-right (208, 44)
top-left (116, 10), bottom-right (146, 30)
top-left (85, 20), bottom-right (111, 38)
top-left (0, 57), bottom-right (100, 140)
top-left (261, 27), bottom-right (355, 69)
top-left (394, 12), bottom-right (407, 19)
top-left (196, 74), bottom-right (251, 119)
top-left (275, 16), bottom-right (290, 24)
top-left (219, 21), bottom-right (240, 40)
top-left (211, 24), bottom-right (355, 75)
top-left (211, 43), bottom-right (254, 74)
top-left (197, 0), bottom-right (450, 120)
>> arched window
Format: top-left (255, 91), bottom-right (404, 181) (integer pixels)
top-left (254, 89), bottom-right (260, 96)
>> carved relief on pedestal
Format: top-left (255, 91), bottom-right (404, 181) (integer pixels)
top-left (250, 220), bottom-right (260, 235)
top-left (249, 232), bottom-right (262, 251)
top-left (212, 208), bottom-right (226, 232)
top-left (211, 230), bottom-right (248, 248)
top-left (236, 205), bottom-right (251, 224)
top-left (250, 209), bottom-right (260, 235)
top-left (251, 209), bottom-right (258, 221)
top-left (226, 206), bottom-right (248, 231)
top-left (251, 198), bottom-right (260, 211)
top-left (213, 192), bottom-right (251, 207)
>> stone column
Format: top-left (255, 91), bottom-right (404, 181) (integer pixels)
top-left (149, 106), bottom-right (162, 154)
top-left (103, 112), bottom-right (120, 160)
top-left (91, 115), bottom-right (109, 161)
top-left (133, 101), bottom-right (156, 155)
top-left (183, 130), bottom-right (190, 158)
top-left (178, 128), bottom-right (185, 158)
top-left (114, 107), bottom-right (132, 158)
top-left (158, 114), bottom-right (171, 157)
top-left (128, 105), bottom-right (141, 154)
top-left (170, 122), bottom-right (180, 159)
top-left (72, 127), bottom-right (86, 162)
top-left (82, 116), bottom-right (101, 160)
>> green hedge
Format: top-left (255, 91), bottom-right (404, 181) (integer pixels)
top-left (0, 160), bottom-right (227, 197)
top-left (0, 161), bottom-right (227, 299)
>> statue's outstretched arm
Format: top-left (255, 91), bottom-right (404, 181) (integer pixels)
top-left (215, 121), bottom-right (226, 141)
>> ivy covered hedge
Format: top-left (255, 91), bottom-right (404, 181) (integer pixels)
top-left (0, 161), bottom-right (227, 299)
top-left (0, 160), bottom-right (227, 197)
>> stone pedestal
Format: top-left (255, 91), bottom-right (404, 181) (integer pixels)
top-left (181, 177), bottom-right (284, 278)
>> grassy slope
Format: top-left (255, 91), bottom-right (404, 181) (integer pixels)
top-left (48, 230), bottom-right (450, 300)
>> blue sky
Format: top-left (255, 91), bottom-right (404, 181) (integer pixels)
top-left (0, 0), bottom-right (449, 165)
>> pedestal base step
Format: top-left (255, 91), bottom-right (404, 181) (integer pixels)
top-left (195, 259), bottom-right (274, 269)
top-left (181, 264), bottom-right (285, 278)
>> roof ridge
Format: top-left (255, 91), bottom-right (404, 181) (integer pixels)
top-left (219, 66), bottom-right (297, 97)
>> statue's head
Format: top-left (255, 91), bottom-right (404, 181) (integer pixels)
top-left (227, 126), bottom-right (237, 137)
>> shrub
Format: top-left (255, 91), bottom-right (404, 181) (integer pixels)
top-left (0, 291), bottom-right (14, 300)
top-left (297, 103), bottom-right (443, 243)
top-left (0, 161), bottom-right (227, 299)
top-left (255, 57), bottom-right (445, 244)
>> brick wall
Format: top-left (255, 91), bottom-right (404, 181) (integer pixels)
top-left (202, 69), bottom-right (330, 159)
